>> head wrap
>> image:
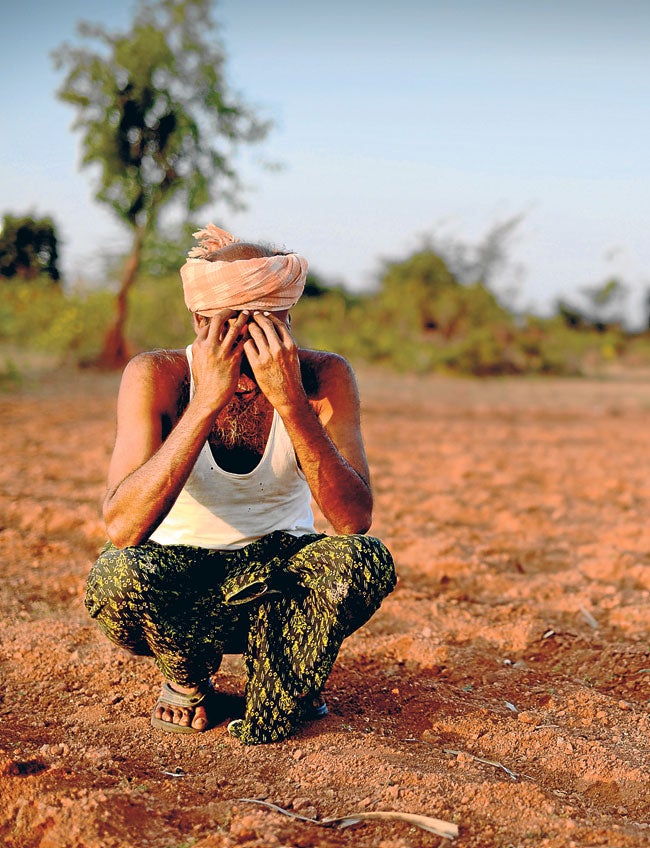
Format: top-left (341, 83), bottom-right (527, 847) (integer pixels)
top-left (180, 224), bottom-right (308, 315)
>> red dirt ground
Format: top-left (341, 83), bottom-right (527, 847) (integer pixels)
top-left (1, 366), bottom-right (649, 848)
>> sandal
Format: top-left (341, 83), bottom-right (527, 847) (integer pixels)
top-left (150, 681), bottom-right (219, 734)
top-left (308, 693), bottom-right (328, 719)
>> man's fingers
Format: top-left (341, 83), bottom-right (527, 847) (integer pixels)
top-left (243, 337), bottom-right (259, 362)
top-left (226, 312), bottom-right (252, 354)
top-left (195, 322), bottom-right (210, 341)
top-left (276, 324), bottom-right (293, 346)
top-left (235, 311), bottom-right (252, 333)
top-left (203, 310), bottom-right (251, 350)
top-left (249, 311), bottom-right (292, 350)
top-left (265, 313), bottom-right (293, 344)
top-left (204, 309), bottom-right (234, 343)
top-left (246, 322), bottom-right (279, 358)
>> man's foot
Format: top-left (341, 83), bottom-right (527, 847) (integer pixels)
top-left (150, 681), bottom-right (216, 734)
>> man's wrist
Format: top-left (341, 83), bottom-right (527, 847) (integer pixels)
top-left (190, 387), bottom-right (229, 420)
top-left (273, 388), bottom-right (312, 421)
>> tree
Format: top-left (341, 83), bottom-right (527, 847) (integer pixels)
top-left (418, 214), bottom-right (526, 310)
top-left (557, 277), bottom-right (628, 332)
top-left (301, 269), bottom-right (349, 300)
top-left (0, 214), bottom-right (60, 283)
top-left (580, 277), bottom-right (627, 331)
top-left (377, 247), bottom-right (511, 340)
top-left (377, 249), bottom-right (459, 336)
top-left (53, 0), bottom-right (270, 368)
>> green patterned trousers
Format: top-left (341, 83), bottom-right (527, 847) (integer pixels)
top-left (85, 531), bottom-right (396, 744)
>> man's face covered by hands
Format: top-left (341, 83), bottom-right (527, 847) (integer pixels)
top-left (198, 308), bottom-right (295, 406)
top-left (229, 311), bottom-right (268, 397)
top-left (184, 227), bottom-right (305, 416)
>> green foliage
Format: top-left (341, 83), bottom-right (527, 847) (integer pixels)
top-left (293, 246), bottom-right (648, 377)
top-left (418, 214), bottom-right (525, 290)
top-left (622, 332), bottom-right (650, 366)
top-left (52, 0), bottom-right (271, 366)
top-left (139, 223), bottom-right (198, 276)
top-left (0, 214), bottom-right (60, 282)
top-left (2, 236), bottom-right (650, 380)
top-left (377, 249), bottom-right (455, 334)
top-left (334, 247), bottom-right (521, 374)
top-left (557, 277), bottom-right (628, 332)
top-left (0, 273), bottom-right (193, 371)
top-left (301, 269), bottom-right (347, 300)
top-left (126, 271), bottom-right (193, 350)
top-left (0, 278), bottom-right (114, 363)
top-left (375, 248), bottom-right (512, 341)
top-left (53, 0), bottom-right (268, 231)
top-left (0, 357), bottom-right (22, 392)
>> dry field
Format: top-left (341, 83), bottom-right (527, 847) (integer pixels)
top-left (1, 366), bottom-right (649, 847)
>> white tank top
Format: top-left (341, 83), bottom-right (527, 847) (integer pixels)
top-left (149, 345), bottom-right (315, 549)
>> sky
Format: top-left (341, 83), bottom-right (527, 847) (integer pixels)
top-left (1, 0), bottom-right (649, 324)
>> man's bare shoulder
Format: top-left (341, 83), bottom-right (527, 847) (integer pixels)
top-left (298, 348), bottom-right (358, 400)
top-left (121, 348), bottom-right (188, 383)
top-left (119, 349), bottom-right (189, 414)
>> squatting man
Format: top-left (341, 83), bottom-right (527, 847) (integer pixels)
top-left (86, 225), bottom-right (396, 744)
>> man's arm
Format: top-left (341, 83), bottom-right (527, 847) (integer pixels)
top-left (103, 310), bottom-right (249, 547)
top-left (284, 354), bottom-right (373, 534)
top-left (245, 313), bottom-right (373, 535)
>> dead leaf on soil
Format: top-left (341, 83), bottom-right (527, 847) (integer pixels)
top-left (236, 797), bottom-right (459, 840)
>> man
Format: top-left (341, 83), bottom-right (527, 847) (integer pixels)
top-left (85, 225), bottom-right (396, 744)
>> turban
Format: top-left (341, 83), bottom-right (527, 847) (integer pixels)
top-left (180, 224), bottom-right (308, 316)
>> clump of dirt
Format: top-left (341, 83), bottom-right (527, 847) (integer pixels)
top-left (1, 367), bottom-right (649, 847)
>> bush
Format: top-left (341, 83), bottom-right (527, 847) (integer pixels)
top-left (0, 273), bottom-right (195, 371)
top-left (0, 278), bottom-right (114, 363)
top-left (126, 272), bottom-right (193, 351)
top-left (0, 356), bottom-right (22, 391)
top-left (2, 269), bottom-right (650, 379)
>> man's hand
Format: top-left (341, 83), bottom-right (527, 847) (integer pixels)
top-left (191, 309), bottom-right (250, 412)
top-left (244, 312), bottom-right (306, 413)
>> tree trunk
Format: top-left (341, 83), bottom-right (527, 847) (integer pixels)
top-left (96, 225), bottom-right (145, 370)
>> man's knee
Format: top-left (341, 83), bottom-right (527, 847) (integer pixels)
top-left (334, 533), bottom-right (394, 579)
top-left (324, 534), bottom-right (395, 634)
top-left (85, 541), bottom-right (150, 617)
top-left (292, 533), bottom-right (396, 604)
top-left (352, 534), bottom-right (396, 601)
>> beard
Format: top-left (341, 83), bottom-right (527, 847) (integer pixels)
top-left (211, 390), bottom-right (270, 453)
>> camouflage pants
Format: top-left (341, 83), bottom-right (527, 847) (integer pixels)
top-left (85, 531), bottom-right (396, 744)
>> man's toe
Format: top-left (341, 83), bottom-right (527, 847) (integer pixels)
top-left (192, 707), bottom-right (209, 731)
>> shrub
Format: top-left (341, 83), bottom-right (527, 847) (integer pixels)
top-left (0, 278), bottom-right (114, 363)
top-left (126, 272), bottom-right (193, 351)
top-left (3, 269), bottom-right (650, 379)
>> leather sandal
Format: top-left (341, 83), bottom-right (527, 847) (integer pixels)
top-left (150, 681), bottom-right (218, 734)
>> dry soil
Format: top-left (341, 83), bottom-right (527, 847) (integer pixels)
top-left (1, 367), bottom-right (649, 848)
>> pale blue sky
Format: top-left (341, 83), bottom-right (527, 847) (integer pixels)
top-left (1, 0), bottom-right (649, 323)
